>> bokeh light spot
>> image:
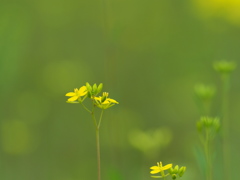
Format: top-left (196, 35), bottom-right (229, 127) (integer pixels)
top-left (1, 120), bottom-right (34, 155)
top-left (42, 60), bottom-right (92, 95)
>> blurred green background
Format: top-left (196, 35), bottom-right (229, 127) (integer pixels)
top-left (1, 0), bottom-right (240, 179)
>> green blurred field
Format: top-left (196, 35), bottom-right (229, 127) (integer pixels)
top-left (1, 0), bottom-right (240, 179)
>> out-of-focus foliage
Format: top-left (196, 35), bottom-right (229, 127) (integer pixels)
top-left (129, 128), bottom-right (172, 158)
top-left (0, 0), bottom-right (240, 180)
top-left (193, 0), bottom-right (240, 26)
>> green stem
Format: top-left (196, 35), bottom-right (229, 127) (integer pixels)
top-left (91, 102), bottom-right (97, 127)
top-left (222, 75), bottom-right (231, 180)
top-left (204, 130), bottom-right (212, 180)
top-left (96, 128), bottom-right (101, 180)
top-left (160, 170), bottom-right (166, 180)
top-left (90, 101), bottom-right (103, 180)
top-left (80, 102), bottom-right (91, 113)
top-left (91, 113), bottom-right (97, 128)
top-left (97, 110), bottom-right (104, 129)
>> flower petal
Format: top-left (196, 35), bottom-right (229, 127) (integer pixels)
top-left (65, 92), bottom-right (75, 96)
top-left (107, 98), bottom-right (119, 104)
top-left (102, 100), bottom-right (110, 104)
top-left (150, 166), bottom-right (159, 170)
top-left (94, 97), bottom-right (101, 101)
top-left (162, 164), bottom-right (172, 171)
top-left (79, 86), bottom-right (87, 96)
top-left (67, 96), bottom-right (79, 102)
top-left (150, 169), bottom-right (161, 174)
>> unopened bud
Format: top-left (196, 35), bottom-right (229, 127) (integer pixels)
top-left (171, 174), bottom-right (177, 179)
top-left (97, 83), bottom-right (103, 94)
top-left (178, 166), bottom-right (186, 177)
top-left (173, 165), bottom-right (179, 174)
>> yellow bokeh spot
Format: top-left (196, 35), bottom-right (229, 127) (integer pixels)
top-left (1, 120), bottom-right (34, 155)
top-left (194, 0), bottom-right (240, 25)
top-left (42, 60), bottom-right (92, 95)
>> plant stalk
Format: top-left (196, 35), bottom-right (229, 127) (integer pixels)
top-left (96, 128), bottom-right (101, 180)
top-left (204, 130), bottom-right (212, 180)
top-left (91, 107), bottom-right (104, 180)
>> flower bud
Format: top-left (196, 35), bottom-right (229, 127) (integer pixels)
top-left (97, 83), bottom-right (103, 94)
top-left (86, 82), bottom-right (92, 91)
top-left (178, 166), bottom-right (186, 177)
top-left (86, 82), bottom-right (92, 97)
top-left (93, 83), bottom-right (98, 94)
top-left (173, 165), bottom-right (179, 174)
top-left (168, 167), bottom-right (174, 174)
top-left (171, 174), bottom-right (177, 179)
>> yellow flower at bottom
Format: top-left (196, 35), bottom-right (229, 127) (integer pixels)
top-left (65, 86), bottom-right (88, 102)
top-left (150, 162), bottom-right (172, 174)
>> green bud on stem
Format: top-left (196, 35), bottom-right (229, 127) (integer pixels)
top-left (178, 166), bottom-right (186, 177)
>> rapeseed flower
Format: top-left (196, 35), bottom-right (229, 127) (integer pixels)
top-left (94, 92), bottom-right (119, 109)
top-left (150, 162), bottom-right (172, 174)
top-left (65, 86), bottom-right (88, 102)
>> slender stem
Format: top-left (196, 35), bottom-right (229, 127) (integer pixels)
top-left (91, 113), bottom-right (97, 128)
top-left (80, 102), bottom-right (91, 113)
top-left (160, 169), bottom-right (166, 180)
top-left (204, 130), bottom-right (211, 180)
top-left (97, 110), bottom-right (104, 129)
top-left (91, 102), bottom-right (97, 127)
top-left (96, 128), bottom-right (101, 180)
top-left (90, 100), bottom-right (102, 180)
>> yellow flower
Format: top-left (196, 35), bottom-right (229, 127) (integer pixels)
top-left (150, 162), bottom-right (172, 174)
top-left (94, 92), bottom-right (119, 109)
top-left (65, 86), bottom-right (88, 102)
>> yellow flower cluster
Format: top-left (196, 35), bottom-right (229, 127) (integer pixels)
top-left (150, 162), bottom-right (186, 179)
top-left (94, 92), bottom-right (119, 109)
top-left (65, 83), bottom-right (119, 109)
